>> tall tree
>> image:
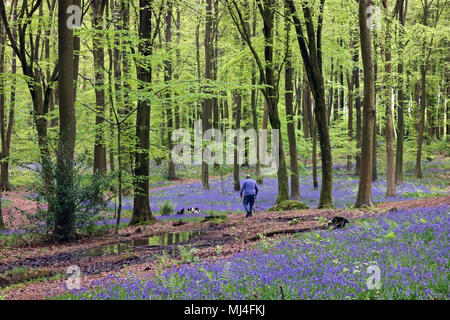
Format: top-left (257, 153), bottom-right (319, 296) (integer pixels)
top-left (233, 90), bottom-right (241, 191)
top-left (92, 0), bottom-right (107, 176)
top-left (165, 0), bottom-right (176, 180)
top-left (0, 0), bottom-right (58, 195)
top-left (286, 0), bottom-right (334, 207)
top-left (355, 0), bottom-right (376, 207)
top-left (0, 0), bottom-right (18, 191)
top-left (226, 0), bottom-right (290, 202)
top-left (130, 0), bottom-right (158, 225)
top-left (284, 1), bottom-right (300, 199)
top-left (54, 0), bottom-right (77, 240)
top-left (415, 0), bottom-right (444, 178)
top-left (395, 0), bottom-right (407, 185)
top-left (202, 0), bottom-right (214, 190)
top-left (0, 10), bottom-right (13, 191)
top-left (380, 0), bottom-right (403, 197)
top-left (354, 48), bottom-right (362, 177)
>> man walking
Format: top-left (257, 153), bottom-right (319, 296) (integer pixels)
top-left (240, 175), bottom-right (259, 218)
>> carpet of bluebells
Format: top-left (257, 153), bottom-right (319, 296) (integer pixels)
top-left (1, 160), bottom-right (448, 233)
top-left (106, 165), bottom-right (448, 216)
top-left (56, 204), bottom-right (449, 300)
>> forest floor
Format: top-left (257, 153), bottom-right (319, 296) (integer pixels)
top-left (0, 191), bottom-right (448, 300)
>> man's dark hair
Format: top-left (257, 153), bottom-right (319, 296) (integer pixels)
top-left (246, 175), bottom-right (251, 178)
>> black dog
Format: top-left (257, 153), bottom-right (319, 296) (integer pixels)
top-left (328, 216), bottom-right (349, 229)
top-left (176, 208), bottom-right (185, 215)
top-left (187, 207), bottom-right (200, 214)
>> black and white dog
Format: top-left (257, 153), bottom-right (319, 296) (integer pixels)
top-left (176, 207), bottom-right (200, 215)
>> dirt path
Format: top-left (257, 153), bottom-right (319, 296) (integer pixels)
top-left (1, 195), bottom-right (449, 300)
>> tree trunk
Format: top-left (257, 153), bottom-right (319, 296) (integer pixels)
top-left (131, 0), bottom-right (154, 225)
top-left (302, 68), bottom-right (310, 139)
top-left (233, 91), bottom-right (241, 191)
top-left (121, 0), bottom-right (134, 172)
top-left (92, 0), bottom-right (107, 176)
top-left (165, 0), bottom-right (176, 180)
top-left (0, 20), bottom-right (11, 191)
top-left (284, 12), bottom-right (300, 200)
top-left (380, 3), bottom-right (395, 196)
top-left (354, 54), bottom-right (362, 176)
top-left (286, 0), bottom-right (333, 207)
top-left (372, 108), bottom-right (378, 181)
top-left (355, 0), bottom-right (375, 207)
top-left (54, 0), bottom-right (77, 240)
top-left (333, 70), bottom-right (339, 122)
top-left (202, 0), bottom-right (214, 190)
top-left (416, 65), bottom-right (426, 178)
top-left (328, 58), bottom-right (334, 122)
top-left (346, 69), bottom-right (353, 171)
top-left (174, 7), bottom-right (181, 129)
top-left (251, 71), bottom-right (261, 181)
top-left (262, 1), bottom-right (289, 203)
top-left (395, 0), bottom-right (407, 186)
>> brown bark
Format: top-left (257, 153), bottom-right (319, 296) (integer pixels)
top-left (92, 0), bottom-right (107, 176)
top-left (355, 0), bottom-right (376, 207)
top-left (286, 0), bottom-right (333, 207)
top-left (302, 68), bottom-right (310, 139)
top-left (251, 71), bottom-right (261, 182)
top-left (131, 0), bottom-right (155, 225)
top-left (0, 19), bottom-right (12, 191)
top-left (233, 91), bottom-right (241, 191)
top-left (45, 0), bottom-right (57, 130)
top-left (202, 0), bottom-right (214, 190)
top-left (380, 0), bottom-right (396, 196)
top-left (165, 0), bottom-right (176, 180)
top-left (54, 0), bottom-right (77, 240)
top-left (354, 50), bottom-right (362, 176)
top-left (328, 58), bottom-right (334, 122)
top-left (346, 69), bottom-right (353, 171)
top-left (395, 0), bottom-right (407, 185)
top-left (284, 11), bottom-right (300, 200)
top-left (174, 7), bottom-right (181, 129)
top-left (416, 65), bottom-right (426, 178)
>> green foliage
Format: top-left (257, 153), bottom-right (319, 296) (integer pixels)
top-left (267, 200), bottom-right (309, 212)
top-left (159, 200), bottom-right (175, 216)
top-left (177, 245), bottom-right (199, 264)
top-left (0, 267), bottom-right (59, 288)
top-left (24, 160), bottom-right (114, 236)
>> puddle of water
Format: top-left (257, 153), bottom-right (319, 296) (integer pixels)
top-left (81, 230), bottom-right (203, 257)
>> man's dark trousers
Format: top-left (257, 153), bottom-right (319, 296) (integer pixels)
top-left (243, 194), bottom-right (256, 216)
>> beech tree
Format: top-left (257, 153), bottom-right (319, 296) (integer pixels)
top-left (130, 0), bottom-right (160, 224)
top-left (355, 0), bottom-right (376, 207)
top-left (54, 0), bottom-right (77, 240)
top-left (225, 0), bottom-right (290, 203)
top-left (285, 0), bottom-right (334, 207)
top-left (92, 0), bottom-right (107, 176)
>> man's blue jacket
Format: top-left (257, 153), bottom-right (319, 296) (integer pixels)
top-left (240, 178), bottom-right (259, 197)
